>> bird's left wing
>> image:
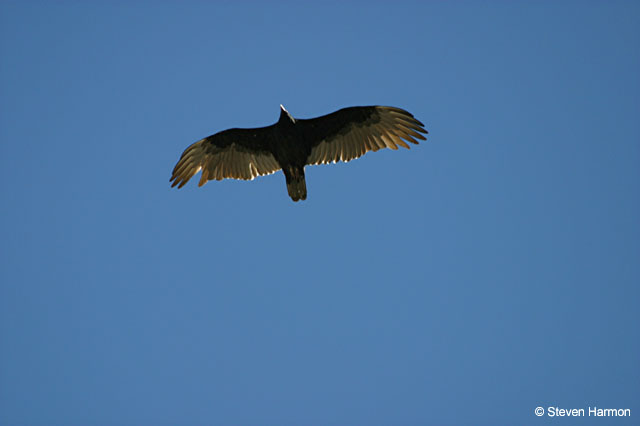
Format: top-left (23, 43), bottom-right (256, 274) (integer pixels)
top-left (298, 106), bottom-right (428, 166)
top-left (170, 127), bottom-right (280, 188)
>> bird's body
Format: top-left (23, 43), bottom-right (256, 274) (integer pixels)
top-left (170, 105), bottom-right (428, 201)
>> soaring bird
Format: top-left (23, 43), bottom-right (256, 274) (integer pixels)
top-left (170, 105), bottom-right (428, 201)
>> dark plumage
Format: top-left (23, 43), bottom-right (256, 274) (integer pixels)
top-left (170, 105), bottom-right (428, 201)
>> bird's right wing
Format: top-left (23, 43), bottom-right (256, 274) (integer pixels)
top-left (170, 127), bottom-right (281, 188)
top-left (298, 106), bottom-right (428, 166)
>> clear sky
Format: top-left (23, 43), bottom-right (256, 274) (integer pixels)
top-left (1, 1), bottom-right (639, 425)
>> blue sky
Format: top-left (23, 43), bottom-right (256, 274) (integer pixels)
top-left (1, 1), bottom-right (639, 425)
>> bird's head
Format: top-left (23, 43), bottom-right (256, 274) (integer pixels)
top-left (279, 104), bottom-right (296, 124)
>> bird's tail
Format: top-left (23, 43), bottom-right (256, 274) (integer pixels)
top-left (285, 167), bottom-right (307, 202)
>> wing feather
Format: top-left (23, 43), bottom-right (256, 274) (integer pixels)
top-left (301, 106), bottom-right (428, 166)
top-left (357, 128), bottom-right (369, 151)
top-left (366, 132), bottom-right (381, 151)
top-left (170, 127), bottom-right (281, 189)
top-left (383, 124), bottom-right (411, 149)
top-left (396, 123), bottom-right (426, 142)
top-left (369, 133), bottom-right (383, 151)
top-left (380, 132), bottom-right (398, 150)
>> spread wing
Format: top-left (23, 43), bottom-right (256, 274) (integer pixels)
top-left (170, 127), bottom-right (281, 188)
top-left (299, 106), bottom-right (428, 166)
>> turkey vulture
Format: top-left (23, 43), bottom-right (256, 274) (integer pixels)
top-left (170, 105), bottom-right (428, 201)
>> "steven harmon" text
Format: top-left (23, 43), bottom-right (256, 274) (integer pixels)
top-left (547, 407), bottom-right (631, 417)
